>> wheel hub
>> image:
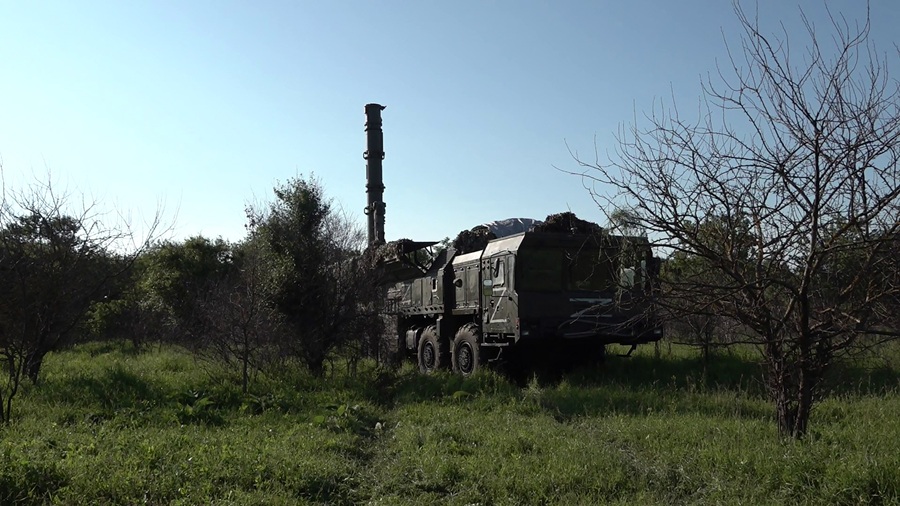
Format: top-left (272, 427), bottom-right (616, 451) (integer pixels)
top-left (422, 342), bottom-right (435, 368)
top-left (458, 344), bottom-right (473, 373)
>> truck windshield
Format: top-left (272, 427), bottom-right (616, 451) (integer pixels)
top-left (517, 248), bottom-right (614, 292)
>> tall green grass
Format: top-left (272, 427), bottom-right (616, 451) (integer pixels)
top-left (2, 340), bottom-right (898, 504)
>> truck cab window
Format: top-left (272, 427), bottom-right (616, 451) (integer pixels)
top-left (493, 259), bottom-right (505, 286)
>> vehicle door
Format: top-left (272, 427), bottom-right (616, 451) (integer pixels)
top-left (482, 254), bottom-right (514, 334)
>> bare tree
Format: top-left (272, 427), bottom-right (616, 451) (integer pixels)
top-left (570, 3), bottom-right (900, 438)
top-left (0, 172), bottom-right (164, 422)
top-left (661, 218), bottom-right (755, 368)
top-left (194, 241), bottom-right (284, 393)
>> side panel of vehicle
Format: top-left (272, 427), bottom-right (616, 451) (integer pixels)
top-left (482, 253), bottom-right (517, 337)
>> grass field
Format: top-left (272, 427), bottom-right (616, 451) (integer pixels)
top-left (2, 341), bottom-right (899, 505)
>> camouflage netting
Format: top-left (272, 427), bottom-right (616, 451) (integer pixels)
top-left (452, 225), bottom-right (497, 254)
top-left (532, 212), bottom-right (602, 234)
top-left (369, 238), bottom-right (431, 284)
top-left (371, 238), bottom-right (416, 264)
top-left (449, 213), bottom-right (602, 254)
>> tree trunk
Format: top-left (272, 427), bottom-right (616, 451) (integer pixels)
top-left (793, 369), bottom-right (815, 438)
top-left (701, 337), bottom-right (710, 381)
top-left (774, 390), bottom-right (798, 439)
top-left (25, 351), bottom-right (45, 385)
top-left (308, 357), bottom-right (326, 377)
top-left (240, 331), bottom-right (250, 394)
top-left (241, 354), bottom-right (249, 394)
top-left (773, 369), bottom-right (816, 439)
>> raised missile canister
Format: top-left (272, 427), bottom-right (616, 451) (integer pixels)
top-left (364, 103), bottom-right (386, 246)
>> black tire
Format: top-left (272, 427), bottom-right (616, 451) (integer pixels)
top-left (451, 325), bottom-right (482, 376)
top-left (417, 326), bottom-right (448, 373)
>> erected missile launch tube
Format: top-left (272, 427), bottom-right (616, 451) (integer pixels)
top-left (364, 103), bottom-right (386, 246)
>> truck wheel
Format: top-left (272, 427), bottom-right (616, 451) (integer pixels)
top-left (417, 326), bottom-right (448, 373)
top-left (452, 325), bottom-right (482, 376)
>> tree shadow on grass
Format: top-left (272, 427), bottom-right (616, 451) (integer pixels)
top-left (528, 348), bottom-right (900, 422)
top-left (388, 369), bottom-right (519, 406)
top-left (822, 361), bottom-right (900, 396)
top-left (80, 339), bottom-right (144, 358)
top-left (568, 352), bottom-right (768, 394)
top-left (532, 380), bottom-right (773, 422)
top-left (40, 364), bottom-right (237, 426)
top-left (505, 352), bottom-right (768, 421)
top-left (374, 356), bottom-right (774, 422)
top-left (375, 346), bottom-right (900, 423)
top-left (561, 346), bottom-right (900, 396)
top-left (39, 364), bottom-right (164, 410)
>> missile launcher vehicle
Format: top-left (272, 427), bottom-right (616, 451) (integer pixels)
top-left (380, 228), bottom-right (662, 374)
top-left (362, 104), bottom-right (662, 374)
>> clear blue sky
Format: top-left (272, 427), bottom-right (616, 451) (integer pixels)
top-left (2, 1), bottom-right (897, 244)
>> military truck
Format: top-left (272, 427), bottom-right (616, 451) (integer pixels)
top-left (360, 103), bottom-right (661, 374)
top-left (382, 230), bottom-right (662, 375)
